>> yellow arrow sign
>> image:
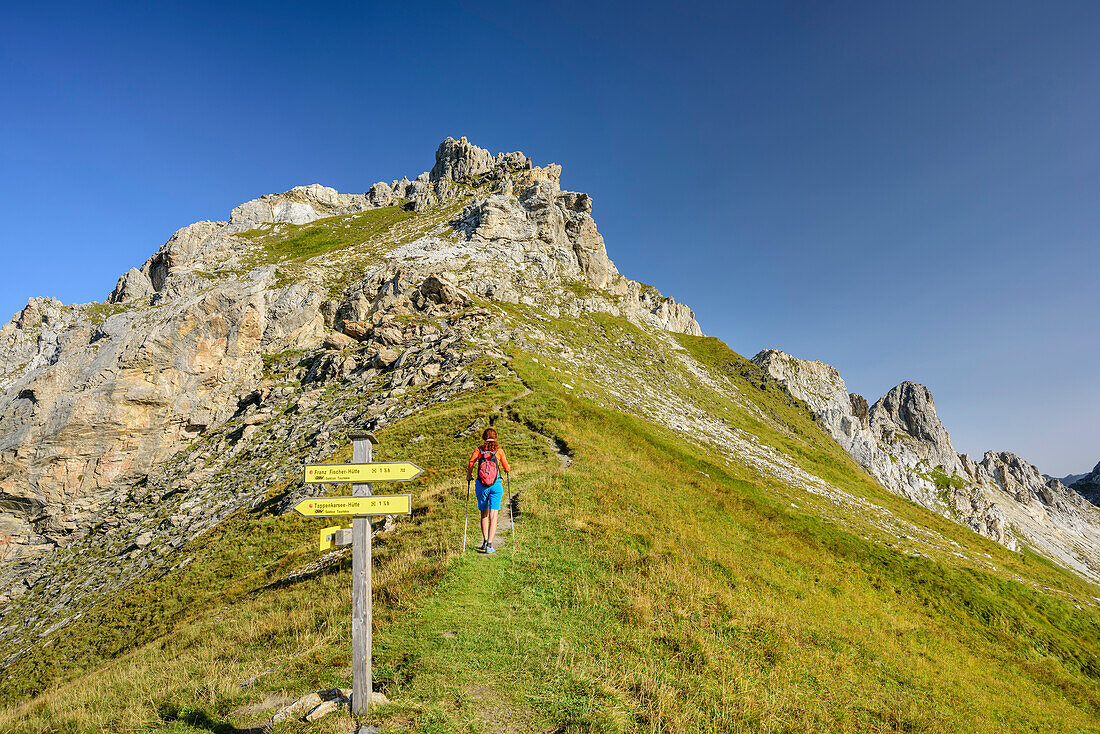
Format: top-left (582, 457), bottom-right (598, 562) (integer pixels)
top-left (295, 495), bottom-right (412, 518)
top-left (303, 462), bottom-right (423, 484)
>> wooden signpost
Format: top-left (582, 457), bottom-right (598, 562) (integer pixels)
top-left (295, 432), bottom-right (420, 716)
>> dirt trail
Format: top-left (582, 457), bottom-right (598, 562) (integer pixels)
top-left (492, 372), bottom-right (573, 469)
top-left (468, 372), bottom-right (574, 549)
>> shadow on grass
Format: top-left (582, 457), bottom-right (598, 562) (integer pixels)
top-left (257, 549), bottom-right (353, 592)
top-left (160, 706), bottom-right (267, 733)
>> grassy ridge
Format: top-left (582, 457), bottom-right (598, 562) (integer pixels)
top-left (238, 207), bottom-right (417, 266)
top-left (2, 327), bottom-right (1098, 732)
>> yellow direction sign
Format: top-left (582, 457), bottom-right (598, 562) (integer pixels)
top-left (303, 462), bottom-right (423, 484)
top-left (294, 495), bottom-right (412, 518)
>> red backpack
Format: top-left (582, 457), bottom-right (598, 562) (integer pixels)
top-left (477, 444), bottom-right (499, 485)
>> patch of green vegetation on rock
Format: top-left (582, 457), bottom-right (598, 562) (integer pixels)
top-left (562, 279), bottom-right (597, 300)
top-left (83, 302), bottom-right (129, 325)
top-left (261, 348), bottom-right (308, 379)
top-left (931, 467), bottom-right (967, 491)
top-left (239, 207), bottom-right (416, 266)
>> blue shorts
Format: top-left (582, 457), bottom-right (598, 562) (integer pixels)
top-left (475, 477), bottom-right (503, 512)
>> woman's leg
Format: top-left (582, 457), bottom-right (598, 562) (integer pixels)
top-left (487, 509), bottom-right (498, 543)
top-left (480, 509), bottom-right (490, 541)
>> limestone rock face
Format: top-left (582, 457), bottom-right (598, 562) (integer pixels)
top-left (849, 393), bottom-right (869, 429)
top-left (499, 164), bottom-right (562, 196)
top-left (870, 382), bottom-right (965, 477)
top-left (109, 268), bottom-right (155, 304)
top-left (752, 349), bottom-right (1100, 582)
top-left (1068, 461), bottom-right (1100, 506)
top-left (228, 184), bottom-right (370, 230)
top-left (382, 137), bottom-right (702, 335)
top-left (0, 266), bottom-right (327, 565)
top-left (430, 136), bottom-right (531, 184)
top-left (368, 182), bottom-right (393, 207)
top-left (108, 221), bottom-right (231, 304)
top-left (431, 136), bottom-right (496, 182)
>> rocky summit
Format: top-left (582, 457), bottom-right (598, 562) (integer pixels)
top-left (1, 138), bottom-right (1099, 731)
top-left (752, 349), bottom-right (1100, 582)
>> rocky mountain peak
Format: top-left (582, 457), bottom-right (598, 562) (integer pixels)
top-left (431, 136), bottom-right (525, 182)
top-left (430, 136), bottom-right (562, 197)
top-left (751, 349), bottom-right (850, 414)
top-left (869, 381), bottom-right (951, 444)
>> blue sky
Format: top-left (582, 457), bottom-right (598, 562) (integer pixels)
top-left (1, 1), bottom-right (1097, 474)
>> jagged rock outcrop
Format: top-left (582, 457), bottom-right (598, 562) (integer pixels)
top-left (430, 136), bottom-right (531, 185)
top-left (849, 393), bottom-right (869, 429)
top-left (388, 138), bottom-right (701, 335)
top-left (0, 136), bottom-right (700, 572)
top-left (752, 349), bottom-right (1100, 582)
top-left (1069, 461), bottom-right (1100, 506)
top-left (228, 184), bottom-right (370, 229)
top-left (0, 267), bottom-right (326, 564)
top-left (870, 382), bottom-right (968, 479)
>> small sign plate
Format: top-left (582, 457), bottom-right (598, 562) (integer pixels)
top-left (303, 462), bottom-right (423, 484)
top-left (295, 494), bottom-right (413, 518)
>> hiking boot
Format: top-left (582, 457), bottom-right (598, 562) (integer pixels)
top-left (485, 543), bottom-right (496, 554)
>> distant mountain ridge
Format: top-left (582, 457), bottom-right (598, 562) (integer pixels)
top-left (752, 349), bottom-right (1100, 581)
top-left (1049, 470), bottom-right (1091, 488)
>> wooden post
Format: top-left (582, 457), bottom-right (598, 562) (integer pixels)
top-left (349, 430), bottom-right (377, 715)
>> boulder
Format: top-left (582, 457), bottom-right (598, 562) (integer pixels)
top-left (419, 275), bottom-right (471, 307)
top-left (108, 268), bottom-right (155, 304)
top-left (430, 136), bottom-right (496, 182)
top-left (368, 182), bottom-right (393, 207)
top-left (323, 331), bottom-right (357, 351)
top-left (374, 347), bottom-right (400, 368)
top-left (341, 320), bottom-right (370, 341)
top-left (374, 325), bottom-right (402, 346)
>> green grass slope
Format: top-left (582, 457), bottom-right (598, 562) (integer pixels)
top-left (2, 312), bottom-right (1098, 734)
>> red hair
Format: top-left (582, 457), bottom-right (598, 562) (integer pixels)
top-left (482, 427), bottom-right (498, 452)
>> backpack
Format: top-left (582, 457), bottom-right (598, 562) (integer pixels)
top-left (477, 444), bottom-right (499, 485)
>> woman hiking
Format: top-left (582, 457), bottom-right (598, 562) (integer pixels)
top-left (467, 427), bottom-right (510, 554)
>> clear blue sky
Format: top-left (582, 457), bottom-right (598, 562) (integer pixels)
top-left (1, 1), bottom-right (1097, 475)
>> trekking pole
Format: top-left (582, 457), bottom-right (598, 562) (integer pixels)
top-left (462, 478), bottom-right (471, 554)
top-left (507, 473), bottom-right (515, 548)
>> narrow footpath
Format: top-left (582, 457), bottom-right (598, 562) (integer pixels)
top-left (371, 372), bottom-right (574, 731)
